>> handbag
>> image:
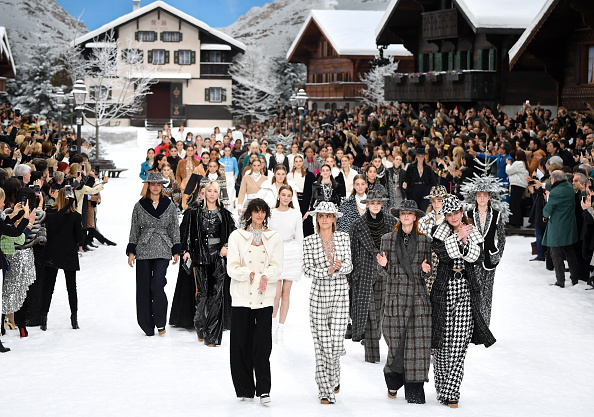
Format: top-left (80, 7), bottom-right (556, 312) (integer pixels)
top-left (182, 257), bottom-right (193, 275)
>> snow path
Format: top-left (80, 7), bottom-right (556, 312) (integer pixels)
top-left (3, 132), bottom-right (593, 417)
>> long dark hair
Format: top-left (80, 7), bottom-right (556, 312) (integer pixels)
top-left (272, 164), bottom-right (288, 185)
top-left (241, 198), bottom-right (271, 229)
top-left (350, 174), bottom-right (367, 196)
top-left (319, 164), bottom-right (337, 188)
top-left (445, 209), bottom-right (472, 231)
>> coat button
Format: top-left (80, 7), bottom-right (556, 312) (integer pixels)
top-left (249, 302), bottom-right (252, 305)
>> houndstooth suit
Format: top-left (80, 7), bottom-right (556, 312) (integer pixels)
top-left (303, 231), bottom-right (353, 403)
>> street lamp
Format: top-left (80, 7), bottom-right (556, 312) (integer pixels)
top-left (296, 88), bottom-right (308, 143)
top-left (55, 88), bottom-right (65, 141)
top-left (72, 80), bottom-right (88, 155)
top-left (289, 93), bottom-right (297, 136)
top-left (67, 92), bottom-right (74, 131)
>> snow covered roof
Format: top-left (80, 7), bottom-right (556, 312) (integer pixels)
top-left (74, 1), bottom-right (245, 52)
top-left (376, 0), bottom-right (549, 42)
top-left (508, 0), bottom-right (557, 68)
top-left (0, 27), bottom-right (16, 78)
top-left (287, 10), bottom-right (411, 61)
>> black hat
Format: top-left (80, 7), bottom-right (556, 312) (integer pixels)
top-left (411, 146), bottom-right (426, 155)
top-left (361, 189), bottom-right (389, 203)
top-left (390, 199), bottom-right (426, 218)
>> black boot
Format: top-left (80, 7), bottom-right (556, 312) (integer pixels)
top-left (19, 327), bottom-right (28, 338)
top-left (103, 239), bottom-right (117, 246)
top-left (71, 314), bottom-right (80, 330)
top-left (345, 322), bottom-right (352, 339)
top-left (40, 314), bottom-right (48, 331)
top-left (0, 340), bottom-right (10, 353)
top-left (404, 382), bottom-right (426, 404)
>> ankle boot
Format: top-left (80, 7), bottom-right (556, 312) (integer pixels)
top-left (40, 314), bottom-right (48, 331)
top-left (71, 314), bottom-right (80, 330)
top-left (0, 340), bottom-right (10, 353)
top-left (19, 327), bottom-right (28, 338)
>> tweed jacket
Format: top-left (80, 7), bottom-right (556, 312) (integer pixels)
top-left (337, 195), bottom-right (363, 233)
top-left (377, 225), bottom-right (432, 382)
top-left (126, 197), bottom-right (181, 261)
top-left (430, 223), bottom-right (496, 349)
top-left (303, 231), bottom-right (353, 281)
top-left (349, 211), bottom-right (398, 341)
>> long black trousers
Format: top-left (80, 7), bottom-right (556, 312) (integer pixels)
top-left (230, 306), bottom-right (272, 398)
top-left (194, 258), bottom-right (227, 345)
top-left (136, 259), bottom-right (169, 336)
top-left (43, 267), bottom-right (78, 314)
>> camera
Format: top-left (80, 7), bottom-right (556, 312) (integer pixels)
top-left (581, 190), bottom-right (589, 203)
top-left (21, 196), bottom-right (27, 207)
top-left (65, 185), bottom-right (72, 198)
top-left (48, 167), bottom-right (54, 177)
top-left (77, 171), bottom-right (81, 177)
top-left (94, 166), bottom-right (100, 176)
top-left (34, 184), bottom-right (40, 196)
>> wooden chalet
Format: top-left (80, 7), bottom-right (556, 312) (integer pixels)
top-left (287, 10), bottom-right (413, 110)
top-left (375, 0), bottom-right (556, 111)
top-left (0, 27), bottom-right (16, 95)
top-left (509, 0), bottom-right (594, 111)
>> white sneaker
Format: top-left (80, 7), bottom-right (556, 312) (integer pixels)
top-left (260, 394), bottom-right (271, 404)
top-left (275, 327), bottom-right (284, 344)
top-left (239, 397), bottom-right (254, 402)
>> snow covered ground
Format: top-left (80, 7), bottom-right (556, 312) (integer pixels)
top-left (3, 129), bottom-right (594, 417)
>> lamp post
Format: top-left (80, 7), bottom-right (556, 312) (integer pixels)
top-left (296, 88), bottom-right (308, 143)
top-left (72, 80), bottom-right (88, 156)
top-left (55, 88), bottom-right (65, 141)
top-left (289, 93), bottom-right (297, 136)
top-left (67, 93), bottom-right (74, 131)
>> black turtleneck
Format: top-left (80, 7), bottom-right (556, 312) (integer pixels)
top-left (366, 210), bottom-right (385, 249)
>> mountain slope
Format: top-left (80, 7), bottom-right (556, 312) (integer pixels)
top-left (0, 0), bottom-right (87, 68)
top-left (221, 0), bottom-right (391, 58)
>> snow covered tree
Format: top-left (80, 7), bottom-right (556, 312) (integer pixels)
top-left (228, 44), bottom-right (280, 122)
top-left (271, 56), bottom-right (306, 106)
top-left (7, 51), bottom-right (61, 116)
top-left (359, 57), bottom-right (400, 106)
top-left (62, 31), bottom-right (156, 160)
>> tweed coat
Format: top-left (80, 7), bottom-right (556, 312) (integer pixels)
top-left (303, 231), bottom-right (353, 280)
top-left (430, 223), bottom-right (496, 349)
top-left (337, 195), bottom-right (363, 233)
top-left (349, 211), bottom-right (398, 341)
top-left (377, 225), bottom-right (432, 383)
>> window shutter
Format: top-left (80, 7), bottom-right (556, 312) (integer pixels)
top-left (174, 51), bottom-right (179, 64)
top-left (222, 88), bottom-right (227, 102)
top-left (160, 32), bottom-right (164, 41)
top-left (148, 50), bottom-right (153, 64)
top-left (448, 52), bottom-right (453, 71)
top-left (575, 45), bottom-right (582, 84)
top-left (153, 32), bottom-right (157, 41)
top-left (205, 88), bottom-right (210, 102)
top-left (489, 49), bottom-right (495, 70)
top-left (436, 53), bottom-right (442, 71)
top-left (179, 32), bottom-right (183, 42)
top-left (428, 53), bottom-right (434, 71)
top-left (477, 49), bottom-right (483, 70)
top-left (165, 51), bottom-right (170, 64)
top-left (467, 51), bottom-right (471, 70)
top-left (418, 54), bottom-right (424, 72)
top-left (191, 51), bottom-right (196, 64)
top-left (455, 51), bottom-right (461, 69)
top-left (135, 32), bottom-right (139, 41)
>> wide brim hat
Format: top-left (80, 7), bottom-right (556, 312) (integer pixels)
top-left (390, 199), bottom-right (425, 218)
top-left (361, 189), bottom-right (389, 203)
top-left (411, 146), bottom-right (426, 155)
top-left (142, 171), bottom-right (168, 184)
top-left (424, 185), bottom-right (449, 200)
top-left (310, 201), bottom-right (343, 218)
top-left (438, 195), bottom-right (463, 215)
top-left (459, 174), bottom-right (505, 200)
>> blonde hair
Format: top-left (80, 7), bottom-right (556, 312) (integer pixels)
top-left (53, 188), bottom-right (76, 214)
top-left (202, 181), bottom-right (221, 208)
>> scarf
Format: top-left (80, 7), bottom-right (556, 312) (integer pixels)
top-left (366, 210), bottom-right (385, 249)
top-left (251, 171), bottom-right (261, 182)
top-left (355, 194), bottom-right (367, 211)
top-left (208, 173), bottom-right (218, 181)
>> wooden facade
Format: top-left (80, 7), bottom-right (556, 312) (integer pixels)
top-left (0, 27), bottom-right (16, 95)
top-left (510, 0), bottom-right (594, 111)
top-left (376, 0), bottom-right (556, 108)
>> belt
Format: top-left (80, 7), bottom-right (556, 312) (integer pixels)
top-left (452, 270), bottom-right (465, 280)
top-left (207, 237), bottom-right (221, 245)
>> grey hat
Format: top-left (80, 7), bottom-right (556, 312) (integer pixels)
top-left (361, 189), bottom-right (389, 203)
top-left (438, 195), bottom-right (463, 215)
top-left (424, 185), bottom-right (449, 200)
top-left (142, 171), bottom-right (168, 184)
top-left (310, 201), bottom-right (343, 218)
top-left (390, 199), bottom-right (426, 218)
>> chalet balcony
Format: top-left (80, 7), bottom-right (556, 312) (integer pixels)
top-left (0, 77), bottom-right (6, 94)
top-left (299, 82), bottom-right (367, 101)
top-left (385, 71), bottom-right (497, 103)
top-left (200, 63), bottom-right (232, 78)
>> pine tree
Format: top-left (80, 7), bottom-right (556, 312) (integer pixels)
top-left (227, 43), bottom-right (280, 122)
top-left (272, 56), bottom-right (306, 106)
top-left (359, 57), bottom-right (400, 106)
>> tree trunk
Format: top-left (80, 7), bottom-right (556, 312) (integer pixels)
top-left (94, 123), bottom-right (100, 161)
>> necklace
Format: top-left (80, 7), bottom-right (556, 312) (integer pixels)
top-left (322, 182), bottom-right (332, 201)
top-left (320, 234), bottom-right (335, 263)
top-left (249, 225), bottom-right (263, 245)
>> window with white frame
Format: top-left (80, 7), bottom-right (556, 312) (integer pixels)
top-left (179, 50), bottom-right (191, 65)
top-left (204, 87), bottom-right (226, 103)
top-left (136, 31), bottom-right (156, 42)
top-left (152, 50), bottom-right (165, 65)
top-left (162, 32), bottom-right (182, 42)
top-left (588, 45), bottom-right (594, 84)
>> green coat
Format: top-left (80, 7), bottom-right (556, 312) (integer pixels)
top-left (542, 181), bottom-right (577, 247)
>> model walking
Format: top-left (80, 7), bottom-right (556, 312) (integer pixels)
top-left (349, 190), bottom-right (397, 363)
top-left (303, 202), bottom-right (352, 404)
top-left (227, 199), bottom-right (283, 404)
top-left (418, 185), bottom-right (448, 293)
top-left (430, 195), bottom-right (495, 407)
top-left (377, 199), bottom-right (431, 403)
top-left (268, 185), bottom-right (303, 343)
top-left (181, 181), bottom-right (236, 345)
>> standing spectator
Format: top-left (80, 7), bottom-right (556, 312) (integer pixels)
top-left (505, 150), bottom-right (529, 227)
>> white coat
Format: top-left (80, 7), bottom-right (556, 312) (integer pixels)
top-left (256, 179), bottom-right (300, 210)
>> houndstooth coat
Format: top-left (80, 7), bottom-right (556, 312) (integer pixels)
top-left (377, 226), bottom-right (433, 383)
top-left (430, 223), bottom-right (496, 349)
top-left (303, 231), bottom-right (353, 280)
top-left (337, 195), bottom-right (363, 233)
top-left (349, 212), bottom-right (398, 341)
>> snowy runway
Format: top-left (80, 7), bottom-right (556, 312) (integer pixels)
top-left (3, 132), bottom-right (593, 416)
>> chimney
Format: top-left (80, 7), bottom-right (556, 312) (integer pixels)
top-left (133, 0), bottom-right (140, 11)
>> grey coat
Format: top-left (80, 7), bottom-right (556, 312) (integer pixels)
top-left (126, 198), bottom-right (181, 260)
top-left (378, 226), bottom-right (433, 383)
top-left (349, 211), bottom-right (398, 341)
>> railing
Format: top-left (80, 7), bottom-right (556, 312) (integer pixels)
top-left (385, 71), bottom-right (497, 102)
top-left (200, 63), bottom-right (232, 77)
top-left (298, 82), bottom-right (367, 100)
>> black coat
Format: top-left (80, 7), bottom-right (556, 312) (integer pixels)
top-left (268, 154), bottom-right (289, 172)
top-left (309, 181), bottom-right (343, 211)
top-left (43, 203), bottom-right (84, 271)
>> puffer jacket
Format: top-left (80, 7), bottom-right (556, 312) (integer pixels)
top-left (4, 208), bottom-right (47, 249)
top-left (505, 161), bottom-right (529, 188)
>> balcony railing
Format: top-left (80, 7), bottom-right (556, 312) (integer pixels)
top-left (0, 77), bottom-right (6, 94)
top-left (298, 82), bottom-right (367, 100)
top-left (385, 71), bottom-right (497, 102)
top-left (200, 63), bottom-right (231, 78)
